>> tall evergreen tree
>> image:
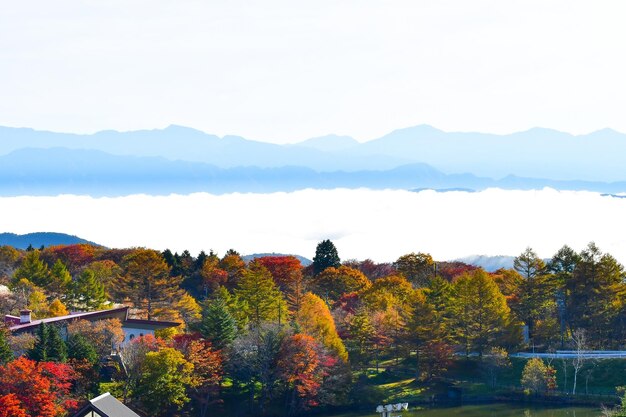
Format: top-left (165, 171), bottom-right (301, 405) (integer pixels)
top-left (0, 327), bottom-right (13, 365)
top-left (49, 259), bottom-right (72, 297)
top-left (450, 269), bottom-right (511, 356)
top-left (28, 322), bottom-right (50, 361)
top-left (68, 333), bottom-right (98, 365)
top-left (312, 239), bottom-right (340, 275)
top-left (235, 261), bottom-right (287, 327)
top-left (547, 245), bottom-right (580, 347)
top-left (347, 307), bottom-right (375, 367)
top-left (70, 269), bottom-right (107, 311)
top-left (566, 243), bottom-right (626, 345)
top-left (27, 321), bottom-right (75, 363)
top-left (512, 248), bottom-right (555, 343)
top-left (47, 324), bottom-right (68, 362)
top-left (198, 296), bottom-right (237, 350)
top-left (424, 276), bottom-right (454, 340)
top-left (12, 250), bottom-right (49, 287)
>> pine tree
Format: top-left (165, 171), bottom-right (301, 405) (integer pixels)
top-left (567, 244), bottom-right (626, 344)
top-left (47, 324), bottom-right (68, 362)
top-left (70, 269), bottom-right (107, 311)
top-left (235, 261), bottom-right (287, 327)
top-left (28, 322), bottom-right (50, 361)
top-left (27, 320), bottom-right (69, 363)
top-left (49, 259), bottom-right (72, 296)
top-left (424, 276), bottom-right (454, 339)
top-left (0, 327), bottom-right (13, 365)
top-left (450, 269), bottom-right (511, 356)
top-left (68, 333), bottom-right (98, 365)
top-left (198, 296), bottom-right (237, 350)
top-left (312, 240), bottom-right (340, 275)
top-left (12, 250), bottom-right (49, 287)
top-left (347, 307), bottom-right (375, 366)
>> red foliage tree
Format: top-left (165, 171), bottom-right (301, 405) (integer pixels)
top-left (343, 259), bottom-right (397, 280)
top-left (436, 262), bottom-right (478, 282)
top-left (278, 334), bottom-right (322, 415)
top-left (199, 259), bottom-right (229, 295)
top-left (0, 357), bottom-right (78, 417)
top-left (43, 244), bottom-right (98, 274)
top-left (256, 256), bottom-right (302, 290)
top-left (420, 341), bottom-right (453, 381)
top-left (256, 256), bottom-right (304, 311)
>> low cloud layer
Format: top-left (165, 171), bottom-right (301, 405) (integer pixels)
top-left (1, 188), bottom-right (625, 264)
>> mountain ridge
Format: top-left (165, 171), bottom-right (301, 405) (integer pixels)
top-left (0, 232), bottom-right (101, 249)
top-left (2, 147), bottom-right (626, 196)
top-left (2, 124), bottom-right (626, 182)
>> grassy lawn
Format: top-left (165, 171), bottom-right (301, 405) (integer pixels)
top-left (447, 356), bottom-right (626, 395)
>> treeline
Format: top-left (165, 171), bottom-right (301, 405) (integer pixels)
top-left (0, 240), bottom-right (625, 416)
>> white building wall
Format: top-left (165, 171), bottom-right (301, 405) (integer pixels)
top-left (121, 326), bottom-right (156, 345)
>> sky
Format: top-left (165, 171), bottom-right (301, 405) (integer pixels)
top-left (1, 189), bottom-right (625, 265)
top-left (2, 1), bottom-right (626, 143)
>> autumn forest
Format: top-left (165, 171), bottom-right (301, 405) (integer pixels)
top-left (1, 240), bottom-right (625, 417)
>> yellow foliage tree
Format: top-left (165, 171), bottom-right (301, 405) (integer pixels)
top-left (296, 292), bottom-right (348, 362)
top-left (28, 290), bottom-right (49, 319)
top-left (48, 298), bottom-right (69, 317)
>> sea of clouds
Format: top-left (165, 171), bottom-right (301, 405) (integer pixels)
top-left (1, 188), bottom-right (625, 264)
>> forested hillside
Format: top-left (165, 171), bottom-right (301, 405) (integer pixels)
top-left (1, 240), bottom-right (625, 416)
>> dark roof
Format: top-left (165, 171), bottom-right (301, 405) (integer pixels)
top-left (73, 392), bottom-right (141, 417)
top-left (124, 318), bottom-right (181, 329)
top-left (8, 306), bottom-right (129, 332)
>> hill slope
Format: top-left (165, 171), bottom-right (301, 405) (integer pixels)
top-left (0, 232), bottom-right (101, 249)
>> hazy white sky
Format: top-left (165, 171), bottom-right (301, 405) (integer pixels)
top-left (1, 1), bottom-right (626, 143)
top-left (1, 189), bottom-right (625, 264)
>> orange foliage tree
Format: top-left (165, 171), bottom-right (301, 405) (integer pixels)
top-left (171, 334), bottom-right (223, 417)
top-left (117, 249), bottom-right (183, 319)
top-left (310, 266), bottom-right (371, 304)
top-left (0, 357), bottom-right (78, 417)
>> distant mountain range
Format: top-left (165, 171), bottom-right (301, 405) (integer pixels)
top-left (1, 147), bottom-right (626, 196)
top-left (454, 255), bottom-right (516, 272)
top-left (1, 124), bottom-right (625, 195)
top-left (0, 232), bottom-right (100, 249)
top-left (242, 253), bottom-right (313, 266)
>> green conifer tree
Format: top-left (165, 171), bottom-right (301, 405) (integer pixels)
top-left (0, 327), bottom-right (14, 365)
top-left (312, 239), bottom-right (341, 275)
top-left (12, 250), bottom-right (49, 287)
top-left (47, 324), bottom-right (68, 362)
top-left (71, 269), bottom-right (107, 311)
top-left (68, 333), bottom-right (98, 365)
top-left (235, 261), bottom-right (287, 327)
top-left (199, 296), bottom-right (237, 350)
top-left (49, 259), bottom-right (72, 297)
top-left (28, 321), bottom-right (50, 361)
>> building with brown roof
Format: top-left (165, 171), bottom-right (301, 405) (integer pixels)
top-left (5, 306), bottom-right (180, 346)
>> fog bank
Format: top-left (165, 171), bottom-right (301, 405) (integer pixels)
top-left (1, 188), bottom-right (624, 264)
